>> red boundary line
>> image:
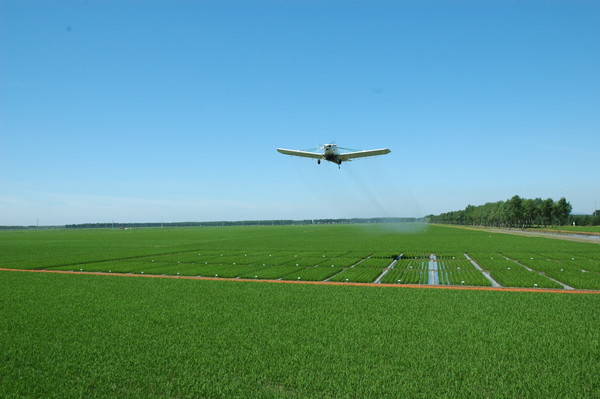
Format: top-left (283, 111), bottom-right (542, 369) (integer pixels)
top-left (2, 267), bottom-right (600, 294)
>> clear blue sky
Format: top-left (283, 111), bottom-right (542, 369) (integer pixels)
top-left (1, 1), bottom-right (599, 225)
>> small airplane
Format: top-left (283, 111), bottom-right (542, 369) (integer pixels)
top-left (277, 144), bottom-right (391, 168)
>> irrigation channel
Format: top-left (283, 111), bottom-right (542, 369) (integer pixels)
top-left (429, 254), bottom-right (439, 285)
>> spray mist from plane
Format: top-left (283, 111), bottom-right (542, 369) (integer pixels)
top-left (278, 143), bottom-right (425, 232)
top-left (344, 165), bottom-right (427, 234)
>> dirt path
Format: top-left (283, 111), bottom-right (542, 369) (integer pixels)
top-left (445, 225), bottom-right (600, 244)
top-left (373, 255), bottom-right (399, 284)
top-left (489, 228), bottom-right (600, 243)
top-left (463, 254), bottom-right (501, 287)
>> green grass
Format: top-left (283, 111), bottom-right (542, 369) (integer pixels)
top-left (1, 271), bottom-right (598, 398)
top-left (2, 224), bottom-right (600, 289)
top-left (502, 252), bottom-right (600, 290)
top-left (439, 257), bottom-right (492, 286)
top-left (381, 268), bottom-right (428, 284)
top-left (1, 224), bottom-right (598, 265)
top-left (282, 265), bottom-right (344, 281)
top-left (381, 258), bottom-right (429, 284)
top-left (327, 266), bottom-right (383, 283)
top-left (2, 225), bottom-right (600, 397)
top-left (471, 253), bottom-right (563, 289)
top-left (355, 257), bottom-right (395, 268)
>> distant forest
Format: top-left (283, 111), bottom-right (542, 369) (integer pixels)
top-left (62, 217), bottom-right (421, 229)
top-left (0, 217), bottom-right (423, 230)
top-left (428, 195), bottom-right (600, 227)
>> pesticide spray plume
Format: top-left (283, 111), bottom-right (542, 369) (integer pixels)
top-left (283, 146), bottom-right (424, 232)
top-left (343, 162), bottom-right (426, 234)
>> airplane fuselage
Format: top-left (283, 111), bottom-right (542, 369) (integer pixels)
top-left (322, 144), bottom-right (342, 165)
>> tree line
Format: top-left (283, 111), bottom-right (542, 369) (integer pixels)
top-left (426, 196), bottom-right (598, 227)
top-left (62, 217), bottom-right (423, 229)
top-left (1, 217), bottom-right (425, 230)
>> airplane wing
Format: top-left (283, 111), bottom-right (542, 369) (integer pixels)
top-left (277, 148), bottom-right (323, 160)
top-left (338, 148), bottom-right (391, 161)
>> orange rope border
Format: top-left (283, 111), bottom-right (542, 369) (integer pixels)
top-left (2, 267), bottom-right (600, 294)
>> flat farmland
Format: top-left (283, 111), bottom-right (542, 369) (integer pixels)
top-left (2, 224), bottom-right (600, 290)
top-left (1, 224), bottom-right (599, 398)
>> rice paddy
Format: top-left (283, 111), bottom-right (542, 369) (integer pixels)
top-left (2, 224), bottom-right (599, 290)
top-left (1, 224), bottom-right (599, 397)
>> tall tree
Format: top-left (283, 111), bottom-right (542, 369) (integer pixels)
top-left (428, 195), bottom-right (580, 227)
top-left (522, 199), bottom-right (538, 228)
top-left (554, 197), bottom-right (572, 225)
top-left (506, 195), bottom-right (524, 227)
top-left (541, 198), bottom-right (554, 226)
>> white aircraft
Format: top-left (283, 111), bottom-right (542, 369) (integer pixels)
top-left (277, 144), bottom-right (391, 168)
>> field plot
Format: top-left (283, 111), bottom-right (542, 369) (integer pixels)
top-left (379, 255), bottom-right (492, 286)
top-left (470, 253), bottom-right (563, 289)
top-left (381, 258), bottom-right (429, 284)
top-left (502, 252), bottom-right (600, 290)
top-left (328, 266), bottom-right (383, 283)
top-left (2, 224), bottom-right (600, 290)
top-left (238, 265), bottom-right (305, 279)
top-left (439, 256), bottom-right (492, 286)
top-left (282, 265), bottom-right (345, 281)
top-left (355, 257), bottom-right (395, 268)
top-left (381, 268), bottom-right (427, 284)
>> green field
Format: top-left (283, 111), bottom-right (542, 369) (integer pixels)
top-left (2, 224), bottom-right (600, 289)
top-left (1, 224), bottom-right (599, 397)
top-left (1, 271), bottom-right (599, 398)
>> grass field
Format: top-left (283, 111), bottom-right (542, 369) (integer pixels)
top-left (1, 270), bottom-right (598, 398)
top-left (2, 224), bottom-right (599, 289)
top-left (1, 224), bottom-right (599, 397)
